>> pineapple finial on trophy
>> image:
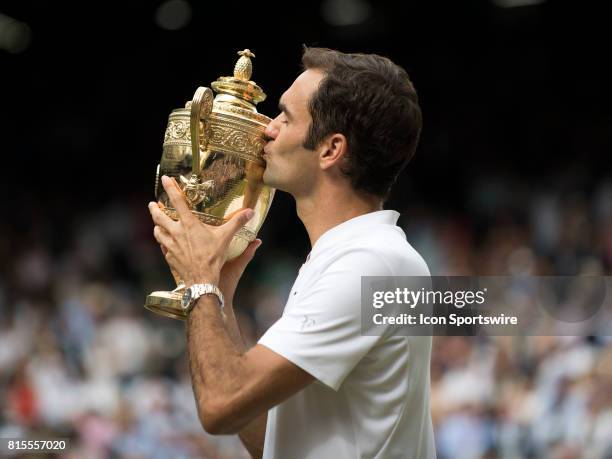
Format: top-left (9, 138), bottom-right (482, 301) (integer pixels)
top-left (211, 48), bottom-right (266, 106)
top-left (234, 49), bottom-right (255, 81)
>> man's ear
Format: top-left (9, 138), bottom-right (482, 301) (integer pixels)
top-left (319, 133), bottom-right (348, 170)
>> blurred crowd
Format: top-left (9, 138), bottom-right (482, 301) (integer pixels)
top-left (1, 175), bottom-right (612, 459)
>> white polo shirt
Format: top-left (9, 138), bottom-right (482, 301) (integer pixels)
top-left (258, 210), bottom-right (436, 459)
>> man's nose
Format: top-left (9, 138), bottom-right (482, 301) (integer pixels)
top-left (264, 121), bottom-right (279, 140)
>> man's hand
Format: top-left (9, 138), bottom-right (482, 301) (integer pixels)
top-left (148, 175), bottom-right (255, 287)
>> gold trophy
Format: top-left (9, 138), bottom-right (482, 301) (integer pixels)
top-left (145, 49), bottom-right (274, 320)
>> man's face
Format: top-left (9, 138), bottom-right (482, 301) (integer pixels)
top-left (262, 69), bottom-right (325, 197)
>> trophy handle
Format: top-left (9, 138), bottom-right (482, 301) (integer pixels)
top-left (190, 87), bottom-right (214, 175)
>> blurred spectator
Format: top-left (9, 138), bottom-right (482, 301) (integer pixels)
top-left (1, 176), bottom-right (612, 458)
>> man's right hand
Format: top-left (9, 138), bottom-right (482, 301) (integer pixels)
top-left (218, 239), bottom-right (262, 307)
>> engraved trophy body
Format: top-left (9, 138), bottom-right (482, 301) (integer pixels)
top-left (145, 49), bottom-right (274, 320)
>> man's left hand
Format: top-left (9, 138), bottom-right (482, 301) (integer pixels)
top-left (148, 175), bottom-right (255, 287)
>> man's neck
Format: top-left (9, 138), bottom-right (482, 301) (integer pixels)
top-left (295, 186), bottom-right (383, 248)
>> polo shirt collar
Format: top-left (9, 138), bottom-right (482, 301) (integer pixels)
top-left (308, 210), bottom-right (400, 260)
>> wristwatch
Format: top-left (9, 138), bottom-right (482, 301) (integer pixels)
top-left (181, 283), bottom-right (225, 314)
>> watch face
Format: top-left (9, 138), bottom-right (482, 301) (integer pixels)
top-left (181, 289), bottom-right (192, 310)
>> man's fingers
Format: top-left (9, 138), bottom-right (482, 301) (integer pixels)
top-left (244, 238), bottom-right (262, 263)
top-left (235, 239), bottom-right (262, 265)
top-left (161, 175), bottom-right (192, 221)
top-left (245, 238), bottom-right (262, 258)
top-left (221, 239), bottom-right (262, 278)
top-left (149, 201), bottom-right (176, 232)
top-left (153, 225), bottom-right (173, 248)
top-left (221, 208), bottom-right (255, 239)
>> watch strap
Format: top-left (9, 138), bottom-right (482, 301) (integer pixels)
top-left (185, 283), bottom-right (225, 314)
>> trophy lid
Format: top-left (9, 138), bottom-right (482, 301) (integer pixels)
top-left (211, 49), bottom-right (266, 109)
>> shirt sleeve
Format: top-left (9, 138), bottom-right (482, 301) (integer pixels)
top-left (258, 248), bottom-right (395, 391)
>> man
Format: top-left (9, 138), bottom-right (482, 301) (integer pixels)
top-left (149, 47), bottom-right (435, 458)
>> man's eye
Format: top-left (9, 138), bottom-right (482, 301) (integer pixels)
top-left (281, 120), bottom-right (289, 125)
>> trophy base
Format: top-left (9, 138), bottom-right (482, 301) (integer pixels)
top-left (145, 290), bottom-right (187, 320)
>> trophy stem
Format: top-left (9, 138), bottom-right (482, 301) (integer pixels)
top-left (145, 286), bottom-right (187, 320)
top-left (144, 271), bottom-right (188, 320)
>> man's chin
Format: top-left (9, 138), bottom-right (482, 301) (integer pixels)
top-left (262, 171), bottom-right (287, 192)
top-left (262, 170), bottom-right (275, 188)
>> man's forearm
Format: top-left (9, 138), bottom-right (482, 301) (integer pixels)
top-left (222, 302), bottom-right (248, 352)
top-left (187, 296), bottom-right (248, 430)
top-left (219, 303), bottom-right (268, 458)
top-left (238, 413), bottom-right (268, 459)
top-left (186, 296), bottom-right (265, 436)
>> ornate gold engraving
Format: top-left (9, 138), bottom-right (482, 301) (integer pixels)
top-left (208, 124), bottom-right (266, 162)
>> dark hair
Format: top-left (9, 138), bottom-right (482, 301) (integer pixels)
top-left (301, 47), bottom-right (422, 199)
